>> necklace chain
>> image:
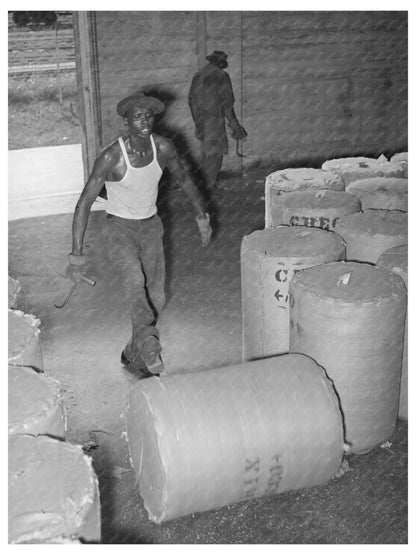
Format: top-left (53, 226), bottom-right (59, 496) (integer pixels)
top-left (128, 137), bottom-right (146, 156)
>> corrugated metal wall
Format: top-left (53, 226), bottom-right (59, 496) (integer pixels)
top-left (238, 11), bottom-right (407, 166)
top-left (75, 11), bottom-right (407, 176)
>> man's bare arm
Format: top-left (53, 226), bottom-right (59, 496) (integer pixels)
top-left (159, 137), bottom-right (212, 247)
top-left (71, 148), bottom-right (118, 254)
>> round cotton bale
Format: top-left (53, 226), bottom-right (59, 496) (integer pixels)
top-left (346, 177), bottom-right (408, 211)
top-left (265, 168), bottom-right (344, 227)
top-left (268, 189), bottom-right (361, 230)
top-left (377, 244), bottom-right (408, 420)
top-left (289, 261), bottom-right (407, 454)
top-left (334, 209), bottom-right (407, 263)
top-left (8, 435), bottom-right (101, 544)
top-left (321, 156), bottom-right (404, 187)
top-left (241, 226), bottom-right (346, 361)
top-left (8, 365), bottom-right (66, 439)
top-left (126, 354), bottom-right (344, 523)
top-left (8, 275), bottom-right (21, 308)
top-left (8, 309), bottom-right (43, 371)
top-left (390, 152), bottom-right (408, 178)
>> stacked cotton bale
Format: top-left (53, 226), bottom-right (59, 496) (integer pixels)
top-left (9, 435), bottom-right (101, 543)
top-left (267, 189), bottom-right (361, 230)
top-left (126, 354), bottom-right (345, 523)
top-left (346, 177), bottom-right (407, 211)
top-left (8, 275), bottom-right (21, 308)
top-left (334, 209), bottom-right (407, 263)
top-left (377, 244), bottom-right (408, 420)
top-left (264, 167), bottom-right (344, 228)
top-left (321, 155), bottom-right (404, 187)
top-left (289, 261), bottom-right (407, 454)
top-left (8, 365), bottom-right (67, 439)
top-left (8, 309), bottom-right (44, 372)
top-left (390, 152), bottom-right (408, 178)
top-left (241, 226), bottom-right (346, 361)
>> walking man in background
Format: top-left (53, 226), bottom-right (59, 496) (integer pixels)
top-left (67, 92), bottom-right (212, 378)
top-left (188, 50), bottom-right (247, 192)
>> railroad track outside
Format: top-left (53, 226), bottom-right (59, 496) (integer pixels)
top-left (8, 11), bottom-right (75, 74)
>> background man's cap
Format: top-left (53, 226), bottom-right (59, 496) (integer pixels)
top-left (206, 50), bottom-right (228, 67)
top-left (116, 93), bottom-right (165, 117)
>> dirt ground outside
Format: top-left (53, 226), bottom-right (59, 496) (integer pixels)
top-left (8, 172), bottom-right (408, 544)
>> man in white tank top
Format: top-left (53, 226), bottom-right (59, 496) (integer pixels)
top-left (67, 93), bottom-right (212, 377)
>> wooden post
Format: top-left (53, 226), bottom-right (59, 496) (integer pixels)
top-left (54, 21), bottom-right (63, 109)
top-left (196, 12), bottom-right (207, 70)
top-left (239, 11), bottom-right (244, 174)
top-left (72, 11), bottom-right (101, 180)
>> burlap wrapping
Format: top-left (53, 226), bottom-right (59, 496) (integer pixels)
top-left (376, 244), bottom-right (408, 420)
top-left (264, 168), bottom-right (344, 227)
top-left (390, 152), bottom-right (408, 178)
top-left (334, 209), bottom-right (407, 264)
top-left (126, 354), bottom-right (344, 523)
top-left (268, 189), bottom-right (361, 230)
top-left (321, 156), bottom-right (404, 186)
top-left (8, 435), bottom-right (101, 543)
top-left (8, 365), bottom-right (67, 439)
top-left (241, 226), bottom-right (346, 361)
top-left (346, 177), bottom-right (408, 211)
top-left (8, 309), bottom-right (44, 372)
top-left (289, 261), bottom-right (407, 454)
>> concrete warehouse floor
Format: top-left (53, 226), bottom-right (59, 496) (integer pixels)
top-left (8, 172), bottom-right (408, 544)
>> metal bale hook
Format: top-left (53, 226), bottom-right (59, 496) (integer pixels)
top-left (55, 273), bottom-right (96, 309)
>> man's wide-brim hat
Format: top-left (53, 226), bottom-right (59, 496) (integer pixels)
top-left (206, 50), bottom-right (228, 66)
top-left (117, 93), bottom-right (165, 117)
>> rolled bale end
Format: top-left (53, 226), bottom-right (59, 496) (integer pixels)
top-left (8, 365), bottom-right (67, 440)
top-left (8, 435), bottom-right (101, 544)
top-left (264, 168), bottom-right (344, 227)
top-left (321, 156), bottom-right (404, 187)
top-left (390, 152), bottom-right (408, 178)
top-left (8, 276), bottom-right (21, 309)
top-left (334, 209), bottom-right (407, 264)
top-left (125, 354), bottom-right (345, 523)
top-left (269, 189), bottom-right (361, 230)
top-left (8, 309), bottom-right (44, 372)
top-left (241, 226), bottom-right (346, 361)
top-left (376, 244), bottom-right (408, 420)
top-left (346, 177), bottom-right (408, 211)
top-left (289, 261), bottom-right (407, 454)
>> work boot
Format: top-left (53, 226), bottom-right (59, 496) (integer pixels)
top-left (140, 336), bottom-right (164, 374)
top-left (120, 350), bottom-right (158, 379)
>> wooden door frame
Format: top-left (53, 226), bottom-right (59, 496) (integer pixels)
top-left (73, 11), bottom-right (102, 180)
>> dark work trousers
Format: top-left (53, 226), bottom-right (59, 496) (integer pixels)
top-left (202, 152), bottom-right (223, 191)
top-left (198, 112), bottom-right (227, 191)
top-left (102, 213), bottom-right (166, 365)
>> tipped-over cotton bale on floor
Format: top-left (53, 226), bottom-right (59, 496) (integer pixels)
top-left (267, 189), bottom-right (361, 230)
top-left (8, 309), bottom-right (43, 371)
top-left (289, 261), bottom-right (407, 454)
top-left (126, 354), bottom-right (345, 523)
top-left (241, 226), bottom-right (346, 361)
top-left (265, 168), bottom-right (344, 227)
top-left (321, 156), bottom-right (404, 187)
top-left (346, 177), bottom-right (408, 211)
top-left (8, 275), bottom-right (21, 308)
top-left (377, 244), bottom-right (408, 420)
top-left (8, 365), bottom-right (66, 439)
top-left (8, 435), bottom-right (101, 544)
top-left (334, 209), bottom-right (407, 263)
top-left (390, 152), bottom-right (408, 178)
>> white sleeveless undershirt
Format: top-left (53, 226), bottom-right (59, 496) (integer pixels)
top-left (105, 135), bottom-right (163, 219)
